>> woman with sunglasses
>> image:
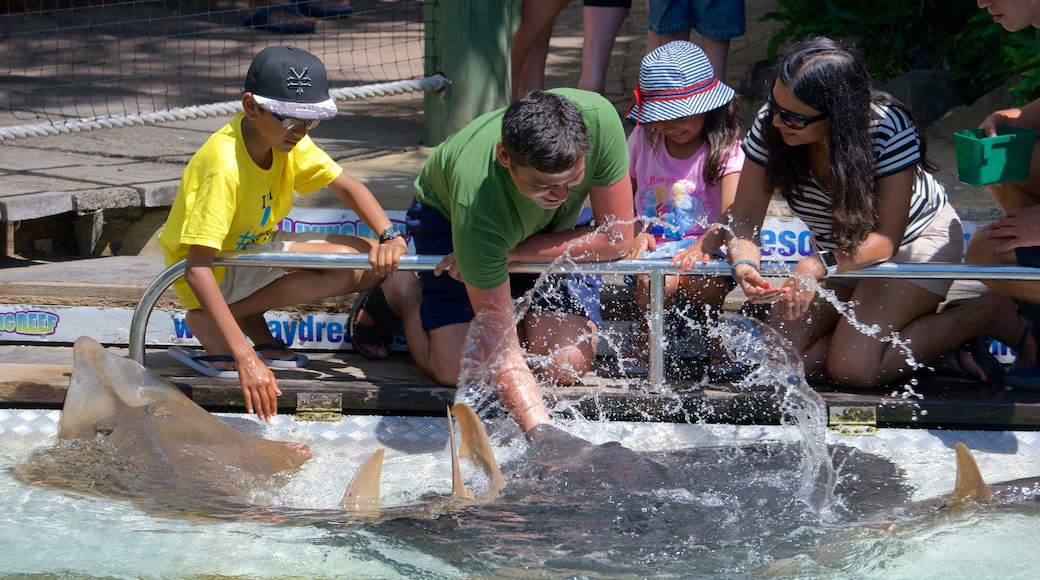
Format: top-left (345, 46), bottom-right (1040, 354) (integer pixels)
top-left (719, 36), bottom-right (1035, 388)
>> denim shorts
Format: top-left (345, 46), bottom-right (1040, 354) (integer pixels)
top-left (647, 0), bottom-right (746, 39)
top-left (405, 199), bottom-right (603, 331)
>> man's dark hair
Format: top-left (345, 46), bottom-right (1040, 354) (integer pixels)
top-left (501, 91), bottom-right (589, 174)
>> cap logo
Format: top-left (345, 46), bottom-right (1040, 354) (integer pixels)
top-left (286, 67), bottom-right (312, 95)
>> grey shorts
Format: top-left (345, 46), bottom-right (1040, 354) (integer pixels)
top-left (219, 229), bottom-right (332, 305)
top-left (828, 203), bottom-right (964, 297)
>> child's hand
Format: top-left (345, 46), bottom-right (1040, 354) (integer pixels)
top-left (670, 245), bottom-right (710, 273)
top-left (626, 232), bottom-right (656, 258)
top-left (370, 237), bottom-right (408, 277)
top-left (236, 352), bottom-right (282, 421)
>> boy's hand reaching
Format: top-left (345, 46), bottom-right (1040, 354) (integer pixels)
top-left (236, 352), bottom-right (282, 421)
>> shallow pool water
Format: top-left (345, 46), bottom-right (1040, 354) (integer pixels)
top-left (2, 410), bottom-right (1039, 579)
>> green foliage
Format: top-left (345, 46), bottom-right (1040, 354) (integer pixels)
top-left (763, 1), bottom-right (1040, 106)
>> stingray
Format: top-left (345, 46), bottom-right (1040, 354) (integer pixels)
top-left (859, 441), bottom-right (1040, 531)
top-left (12, 336), bottom-right (501, 519)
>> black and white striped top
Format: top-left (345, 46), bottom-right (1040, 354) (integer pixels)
top-left (743, 102), bottom-right (947, 251)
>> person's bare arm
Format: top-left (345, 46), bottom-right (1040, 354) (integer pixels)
top-left (981, 98), bottom-right (1040, 136)
top-left (465, 281), bottom-right (551, 432)
top-left (325, 171), bottom-right (407, 276)
top-left (507, 177), bottom-right (637, 263)
top-left (777, 167), bottom-right (912, 321)
top-left (183, 245), bottom-right (280, 420)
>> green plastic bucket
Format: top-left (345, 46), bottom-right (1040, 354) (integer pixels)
top-left (954, 126), bottom-right (1038, 186)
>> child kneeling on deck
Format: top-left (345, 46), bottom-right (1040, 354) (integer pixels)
top-left (159, 45), bottom-right (407, 421)
top-left (623, 40), bottom-right (744, 376)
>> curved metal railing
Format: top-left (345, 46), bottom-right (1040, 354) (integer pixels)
top-left (128, 252), bottom-right (1040, 386)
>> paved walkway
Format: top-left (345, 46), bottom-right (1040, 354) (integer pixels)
top-left (0, 0), bottom-right (1010, 237)
top-left (0, 1), bottom-right (1012, 310)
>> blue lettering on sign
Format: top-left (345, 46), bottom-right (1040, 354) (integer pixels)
top-left (760, 228), bottom-right (813, 260)
top-left (265, 316), bottom-right (348, 346)
top-left (172, 316), bottom-right (194, 339)
top-left (0, 309), bottom-right (59, 336)
top-left (171, 313), bottom-right (351, 347)
top-left (279, 217), bottom-right (406, 241)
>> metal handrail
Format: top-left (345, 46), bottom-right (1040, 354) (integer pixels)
top-left (128, 252), bottom-right (1040, 387)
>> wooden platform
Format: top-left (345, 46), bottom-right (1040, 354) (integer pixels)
top-left (3, 346), bottom-right (1040, 431)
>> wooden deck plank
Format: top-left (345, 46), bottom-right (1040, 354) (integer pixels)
top-left (4, 347), bottom-right (1040, 430)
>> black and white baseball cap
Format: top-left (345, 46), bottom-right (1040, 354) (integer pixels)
top-left (244, 45), bottom-right (337, 120)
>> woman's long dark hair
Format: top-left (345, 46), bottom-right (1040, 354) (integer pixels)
top-left (644, 98), bottom-right (743, 186)
top-left (762, 37), bottom-right (936, 251)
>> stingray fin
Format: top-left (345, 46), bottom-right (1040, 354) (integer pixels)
top-left (952, 442), bottom-right (993, 504)
top-left (450, 402), bottom-right (506, 495)
top-left (448, 406), bottom-right (474, 500)
top-left (340, 448), bottom-right (385, 512)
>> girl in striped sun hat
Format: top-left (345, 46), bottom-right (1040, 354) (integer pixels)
top-left (622, 40), bottom-right (744, 376)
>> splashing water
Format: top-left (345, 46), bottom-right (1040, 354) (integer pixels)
top-left (709, 314), bottom-right (840, 515)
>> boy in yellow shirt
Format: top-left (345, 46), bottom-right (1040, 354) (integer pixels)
top-left (159, 45), bottom-right (406, 420)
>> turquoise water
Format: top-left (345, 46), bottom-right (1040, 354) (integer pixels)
top-left (2, 411), bottom-right (1040, 579)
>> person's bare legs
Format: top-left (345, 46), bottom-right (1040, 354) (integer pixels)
top-left (511, 0), bottom-right (572, 99)
top-left (521, 311), bottom-right (598, 384)
top-left (967, 224), bottom-right (1040, 307)
top-left (824, 281), bottom-right (1031, 387)
top-left (578, 5), bottom-right (630, 93)
top-left (628, 273), bottom-right (730, 366)
top-left (186, 235), bottom-right (382, 365)
top-left (378, 271), bottom-right (470, 386)
top-left (699, 36), bottom-right (730, 82)
top-left (647, 28), bottom-right (689, 52)
top-left (647, 28), bottom-right (730, 81)
top-left (986, 141), bottom-right (1040, 211)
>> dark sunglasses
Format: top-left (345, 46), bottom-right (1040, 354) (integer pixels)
top-left (766, 91), bottom-right (827, 130)
top-left (262, 107), bottom-right (320, 132)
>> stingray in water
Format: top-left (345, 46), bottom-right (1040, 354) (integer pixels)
top-left (353, 430), bottom-right (1040, 577)
top-left (12, 336), bottom-right (500, 519)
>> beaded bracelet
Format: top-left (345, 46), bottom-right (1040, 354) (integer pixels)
top-left (730, 259), bottom-right (760, 271)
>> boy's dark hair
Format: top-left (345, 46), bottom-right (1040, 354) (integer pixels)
top-left (501, 91), bottom-right (589, 174)
top-left (762, 37), bottom-right (934, 251)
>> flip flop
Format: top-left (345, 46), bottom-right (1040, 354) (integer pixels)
top-left (253, 338), bottom-right (309, 368)
top-left (243, 5), bottom-right (316, 34)
top-left (951, 337), bottom-right (1006, 386)
top-left (294, 0), bottom-right (353, 18)
top-left (1011, 299), bottom-right (1040, 366)
top-left (168, 346), bottom-right (239, 380)
top-left (349, 286), bottom-right (402, 360)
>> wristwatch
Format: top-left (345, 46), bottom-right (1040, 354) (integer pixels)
top-left (817, 250), bottom-right (838, 278)
top-left (378, 225), bottom-right (403, 243)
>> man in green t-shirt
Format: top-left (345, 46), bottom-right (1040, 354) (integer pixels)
top-left (350, 89), bottom-right (636, 432)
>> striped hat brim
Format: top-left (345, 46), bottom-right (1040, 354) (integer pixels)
top-left (625, 77), bottom-right (735, 124)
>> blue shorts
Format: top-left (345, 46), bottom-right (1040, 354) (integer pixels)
top-left (585, 0), bottom-right (632, 7)
top-left (405, 199), bottom-right (603, 331)
top-left (1017, 246), bottom-right (1040, 268)
top-left (647, 0), bottom-right (745, 40)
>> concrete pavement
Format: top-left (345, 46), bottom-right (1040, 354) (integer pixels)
top-left (0, 0), bottom-right (1014, 316)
